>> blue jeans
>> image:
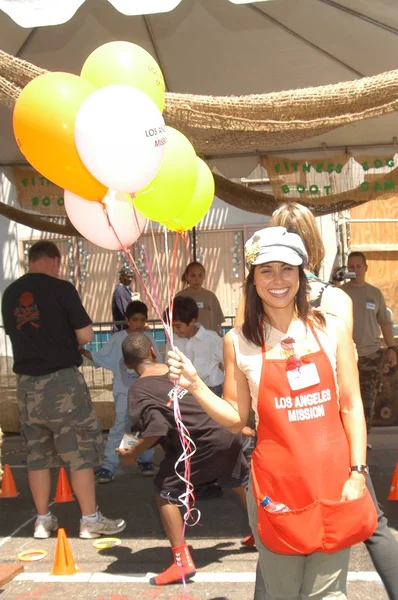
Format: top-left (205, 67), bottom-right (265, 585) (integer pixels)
top-left (101, 392), bottom-right (153, 474)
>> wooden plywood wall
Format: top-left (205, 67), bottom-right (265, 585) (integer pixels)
top-left (136, 229), bottom-right (246, 322)
top-left (192, 230), bottom-right (245, 320)
top-left (349, 197), bottom-right (398, 321)
top-left (81, 241), bottom-right (120, 323)
top-left (21, 228), bottom-right (246, 324)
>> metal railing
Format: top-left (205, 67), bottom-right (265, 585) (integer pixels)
top-left (0, 327), bottom-right (17, 390)
top-left (87, 317), bottom-right (235, 350)
top-left (0, 316), bottom-right (236, 395)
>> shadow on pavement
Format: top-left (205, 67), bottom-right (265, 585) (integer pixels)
top-left (99, 541), bottom-right (256, 574)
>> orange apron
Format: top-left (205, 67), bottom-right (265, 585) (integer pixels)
top-left (251, 322), bottom-right (377, 555)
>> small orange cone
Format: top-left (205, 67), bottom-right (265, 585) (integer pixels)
top-left (388, 463), bottom-right (398, 500)
top-left (51, 528), bottom-right (78, 576)
top-left (53, 467), bottom-right (74, 503)
top-left (0, 464), bottom-right (19, 498)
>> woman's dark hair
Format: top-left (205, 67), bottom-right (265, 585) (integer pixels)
top-left (242, 264), bottom-right (325, 347)
top-left (181, 261), bottom-right (205, 284)
top-left (125, 301), bottom-right (148, 319)
top-left (163, 296), bottom-right (198, 325)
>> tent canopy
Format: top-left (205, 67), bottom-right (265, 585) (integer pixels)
top-left (1, 0), bottom-right (398, 230)
top-left (1, 0), bottom-right (398, 170)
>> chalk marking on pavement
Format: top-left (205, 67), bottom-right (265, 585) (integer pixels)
top-left (14, 571), bottom-right (382, 584)
top-left (0, 501), bottom-right (55, 549)
top-left (347, 572), bottom-right (382, 582)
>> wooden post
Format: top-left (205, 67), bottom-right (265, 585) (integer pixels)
top-left (0, 564), bottom-right (24, 587)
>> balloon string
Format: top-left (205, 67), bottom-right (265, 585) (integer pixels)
top-left (168, 233), bottom-right (199, 593)
top-left (101, 203), bottom-right (161, 319)
top-left (179, 231), bottom-right (190, 248)
top-left (150, 220), bottom-right (164, 298)
top-left (133, 232), bottom-right (198, 542)
top-left (155, 231), bottom-right (199, 592)
top-left (170, 232), bottom-right (179, 302)
top-left (164, 227), bottom-right (172, 335)
top-left (130, 188), bottom-right (153, 200)
top-left (104, 204), bottom-right (200, 581)
top-left (147, 221), bottom-right (168, 336)
top-left (141, 244), bottom-right (164, 328)
top-left (126, 243), bottom-right (173, 345)
top-left (173, 392), bottom-right (199, 526)
top-left (101, 203), bottom-right (170, 330)
top-left (171, 384), bottom-right (200, 593)
top-left (163, 231), bottom-right (180, 345)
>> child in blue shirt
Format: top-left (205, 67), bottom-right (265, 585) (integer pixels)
top-left (81, 301), bottom-right (161, 483)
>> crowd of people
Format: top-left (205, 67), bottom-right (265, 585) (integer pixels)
top-left (1, 205), bottom-right (397, 598)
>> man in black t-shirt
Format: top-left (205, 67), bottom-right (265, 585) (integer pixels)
top-left (116, 332), bottom-right (250, 587)
top-left (1, 241), bottom-right (125, 540)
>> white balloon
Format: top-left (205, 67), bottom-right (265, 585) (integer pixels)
top-left (74, 85), bottom-right (166, 192)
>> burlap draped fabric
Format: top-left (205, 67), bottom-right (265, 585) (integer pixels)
top-left (2, 50), bottom-right (398, 154)
top-left (1, 49), bottom-right (398, 223)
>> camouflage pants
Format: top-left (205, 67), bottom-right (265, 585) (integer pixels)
top-left (358, 349), bottom-right (384, 432)
top-left (17, 367), bottom-right (103, 471)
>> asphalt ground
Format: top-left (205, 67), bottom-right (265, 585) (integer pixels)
top-left (0, 427), bottom-right (397, 600)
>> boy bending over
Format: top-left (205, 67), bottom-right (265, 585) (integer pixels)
top-left (117, 332), bottom-right (250, 586)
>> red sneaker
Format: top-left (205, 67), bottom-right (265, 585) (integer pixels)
top-left (150, 544), bottom-right (196, 586)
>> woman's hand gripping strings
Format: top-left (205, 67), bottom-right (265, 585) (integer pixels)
top-left (168, 336), bottom-right (251, 435)
top-left (168, 347), bottom-right (200, 391)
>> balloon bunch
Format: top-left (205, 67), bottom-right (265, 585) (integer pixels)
top-left (12, 41), bottom-right (215, 250)
top-left (12, 44), bottom-right (212, 545)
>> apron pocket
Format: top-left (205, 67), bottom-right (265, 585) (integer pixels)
top-left (253, 481), bottom-right (377, 555)
top-left (256, 500), bottom-right (324, 555)
top-left (320, 490), bottom-right (377, 552)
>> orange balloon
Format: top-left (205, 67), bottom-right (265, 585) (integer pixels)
top-left (13, 72), bottom-right (107, 201)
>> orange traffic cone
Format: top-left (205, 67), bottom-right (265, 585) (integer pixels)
top-left (51, 528), bottom-right (78, 576)
top-left (53, 467), bottom-right (74, 503)
top-left (0, 464), bottom-right (19, 498)
top-left (388, 463), bottom-right (398, 500)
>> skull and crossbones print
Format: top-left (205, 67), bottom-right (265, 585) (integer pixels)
top-left (13, 291), bottom-right (40, 329)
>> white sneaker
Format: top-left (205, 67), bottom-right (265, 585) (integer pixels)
top-left (34, 514), bottom-right (58, 539)
top-left (79, 511), bottom-right (126, 539)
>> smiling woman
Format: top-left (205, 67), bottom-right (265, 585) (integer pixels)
top-left (255, 263), bottom-right (299, 305)
top-left (243, 264), bottom-right (308, 346)
top-left (168, 225), bottom-right (377, 600)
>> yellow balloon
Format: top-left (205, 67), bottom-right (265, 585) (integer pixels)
top-left (81, 41), bottom-right (165, 112)
top-left (166, 158), bottom-right (215, 232)
top-left (132, 127), bottom-right (198, 223)
top-left (13, 72), bottom-right (107, 201)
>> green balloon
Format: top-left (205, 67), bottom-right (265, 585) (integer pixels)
top-left (165, 158), bottom-right (215, 232)
top-left (132, 127), bottom-right (198, 223)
